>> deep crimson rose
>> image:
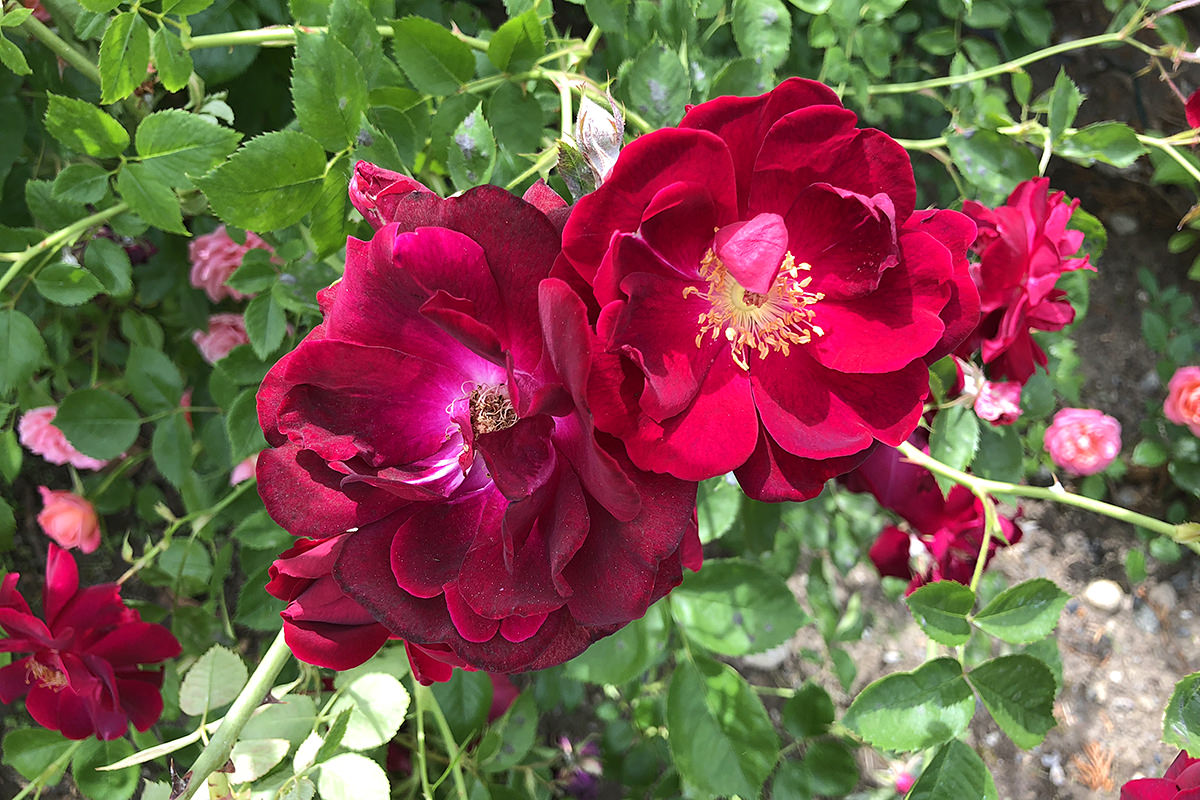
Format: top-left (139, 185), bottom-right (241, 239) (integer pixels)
top-left (1187, 89), bottom-right (1200, 130)
top-left (257, 165), bottom-right (701, 679)
top-left (0, 545), bottom-right (181, 739)
top-left (843, 435), bottom-right (1022, 593)
top-left (1122, 751), bottom-right (1200, 800)
top-left (557, 78), bottom-right (979, 501)
top-left (958, 178), bottom-right (1092, 384)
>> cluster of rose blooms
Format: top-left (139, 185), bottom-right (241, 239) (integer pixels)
top-left (6, 80), bottom-right (1200, 747)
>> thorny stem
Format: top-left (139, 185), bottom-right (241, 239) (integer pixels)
top-left (0, 203), bottom-right (130, 299)
top-left (896, 441), bottom-right (1200, 553)
top-left (175, 629), bottom-right (294, 800)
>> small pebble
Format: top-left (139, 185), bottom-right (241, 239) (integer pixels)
top-left (1148, 583), bottom-right (1178, 613)
top-left (882, 650), bottom-right (902, 664)
top-left (1133, 600), bottom-right (1161, 634)
top-left (1084, 579), bottom-right (1124, 612)
top-left (1107, 211), bottom-right (1139, 235)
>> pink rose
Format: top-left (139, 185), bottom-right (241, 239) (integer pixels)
top-left (36, 488), bottom-right (100, 554)
top-left (193, 313), bottom-right (249, 365)
top-left (188, 225), bottom-right (273, 303)
top-left (230, 453), bottom-right (259, 485)
top-left (17, 406), bottom-right (109, 471)
top-left (1164, 366), bottom-right (1200, 437)
top-left (1044, 407), bottom-right (1121, 476)
top-left (973, 380), bottom-right (1022, 425)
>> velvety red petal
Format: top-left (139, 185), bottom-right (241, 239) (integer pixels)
top-left (284, 617), bottom-right (391, 670)
top-left (443, 584), bottom-right (501, 643)
top-left (405, 641), bottom-right (459, 685)
top-left (905, 210), bottom-right (980, 361)
top-left (0, 659), bottom-right (31, 703)
top-left (1119, 778), bottom-right (1178, 800)
top-left (0, 607), bottom-right (53, 645)
top-left (476, 415), bottom-right (557, 500)
top-left (734, 428), bottom-right (869, 502)
top-left (87, 622), bottom-right (180, 666)
top-left (116, 677), bottom-right (165, 732)
top-left (500, 613), bottom-right (548, 643)
top-left (635, 181), bottom-right (727, 280)
top-left (389, 500), bottom-right (482, 599)
top-left (0, 572), bottom-right (32, 616)
top-left (1189, 89), bottom-right (1200, 129)
top-left (43, 544), bottom-right (79, 626)
top-left (714, 213), bottom-right (789, 294)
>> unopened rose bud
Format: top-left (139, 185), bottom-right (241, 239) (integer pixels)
top-left (575, 93), bottom-right (624, 185)
top-left (37, 488), bottom-right (101, 554)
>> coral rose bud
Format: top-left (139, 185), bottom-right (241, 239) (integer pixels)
top-left (1164, 366), bottom-right (1200, 437)
top-left (1044, 407), bottom-right (1121, 476)
top-left (188, 225), bottom-right (273, 303)
top-left (18, 406), bottom-right (109, 471)
top-left (36, 488), bottom-right (100, 554)
top-left (193, 313), bottom-right (249, 365)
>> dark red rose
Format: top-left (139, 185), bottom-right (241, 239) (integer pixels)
top-left (0, 545), bottom-right (181, 740)
top-left (1121, 751), bottom-right (1200, 800)
top-left (557, 78), bottom-right (979, 502)
top-left (258, 167), bottom-right (701, 680)
top-left (957, 178), bottom-right (1092, 384)
top-left (1187, 89), bottom-right (1200, 130)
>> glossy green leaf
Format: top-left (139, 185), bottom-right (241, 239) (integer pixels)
top-left (292, 32), bottom-right (367, 151)
top-left (0, 310), bottom-right (46, 394)
top-left (244, 293), bottom-right (287, 359)
top-left (624, 42), bottom-right (689, 129)
top-left (83, 237), bottom-right (132, 300)
top-left (135, 110), bottom-right (242, 189)
top-left (972, 578), bottom-right (1069, 644)
top-left (0, 35), bottom-right (31, 76)
top-left (310, 154), bottom-right (352, 258)
top-left (1048, 68), bottom-right (1082, 142)
top-left (1164, 672), bottom-right (1200, 755)
top-left (968, 655), bottom-right (1057, 748)
top-left (1059, 122), bottom-right (1147, 168)
top-left (151, 27), bottom-right (193, 92)
top-left (670, 558), bottom-right (809, 655)
top-left (906, 581), bottom-right (975, 646)
top-left (34, 262), bottom-right (106, 306)
top-left (480, 691), bottom-right (538, 772)
top-left (151, 414), bottom-right (193, 487)
top-left (194, 130), bottom-right (326, 231)
top-left (447, 104), bottom-right (496, 190)
top-left (697, 476), bottom-right (741, 544)
top-left (431, 670), bottom-right (493, 742)
top-left (52, 163), bottom-right (111, 205)
top-left (928, 403), bottom-right (979, 493)
top-left (487, 9), bottom-right (544, 73)
top-left (99, 11), bottom-right (151, 104)
top-left (843, 658), bottom-right (975, 750)
top-left (782, 681), bottom-right (835, 739)
top-left (230, 739), bottom-right (290, 783)
top-left (565, 608), bottom-right (663, 685)
top-left (54, 389), bottom-right (139, 460)
top-left (226, 388), bottom-right (268, 463)
top-left (44, 93), bottom-right (129, 158)
top-left (666, 656), bottom-right (778, 798)
top-left (73, 738), bottom-right (137, 800)
top-left (179, 644), bottom-right (248, 716)
top-left (390, 16), bottom-right (475, 96)
top-left (585, 0), bottom-right (628, 33)
top-left (126, 346), bottom-right (184, 414)
top-left (946, 129), bottom-right (1039, 203)
top-left (907, 739), bottom-right (999, 800)
top-left (116, 162), bottom-right (186, 234)
top-left (2, 728), bottom-right (72, 784)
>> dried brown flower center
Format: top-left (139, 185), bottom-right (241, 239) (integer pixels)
top-left (470, 384), bottom-right (517, 436)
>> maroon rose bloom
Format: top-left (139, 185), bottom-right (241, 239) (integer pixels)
top-left (257, 164), bottom-right (701, 679)
top-left (843, 436), bottom-right (1021, 593)
top-left (558, 78), bottom-right (979, 501)
top-left (0, 545), bottom-right (181, 740)
top-left (1122, 751), bottom-right (1200, 800)
top-left (958, 178), bottom-right (1092, 384)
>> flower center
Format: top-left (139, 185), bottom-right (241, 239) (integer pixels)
top-left (469, 384), bottom-right (517, 436)
top-left (26, 656), bottom-right (68, 692)
top-left (683, 248), bottom-right (824, 371)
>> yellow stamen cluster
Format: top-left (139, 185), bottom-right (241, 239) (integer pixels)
top-left (682, 248), bottom-right (825, 371)
top-left (469, 384), bottom-right (518, 435)
top-left (26, 657), bottom-right (69, 692)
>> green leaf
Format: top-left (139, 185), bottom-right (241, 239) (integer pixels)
top-left (151, 27), bottom-right (193, 92)
top-left (0, 310), bottom-right (47, 394)
top-left (480, 691), bottom-right (538, 772)
top-left (973, 422), bottom-right (1024, 483)
top-left (135, 110), bottom-right (242, 190)
top-left (52, 163), bottom-right (111, 205)
top-left (99, 11), bottom-right (152, 104)
top-left (292, 32), bottom-right (368, 151)
top-left (0, 430), bottom-right (21, 484)
top-left (317, 753), bottom-right (390, 800)
top-left (84, 237), bottom-right (133, 300)
top-left (329, 673), bottom-right (410, 751)
top-left (732, 0), bottom-right (790, 70)
top-left (244, 293), bottom-right (287, 359)
top-left (972, 578), bottom-right (1068, 644)
top-left (670, 558), bottom-right (809, 655)
top-left (310, 154), bottom-right (352, 258)
top-left (78, 0), bottom-right (123, 10)
top-left (0, 494), bottom-right (12, 550)
top-left (907, 739), bottom-right (998, 800)
top-left (126, 346), bottom-right (184, 413)
top-left (179, 645), bottom-right (248, 716)
top-left (799, 739), bottom-right (859, 796)
top-left (697, 476), bottom-right (741, 544)
top-left (666, 656), bottom-right (778, 798)
top-left (1132, 439), bottom-right (1169, 468)
top-left (194, 130), bottom-right (326, 231)
top-left (624, 42), bottom-right (690, 129)
top-left (431, 670), bottom-right (493, 742)
top-left (151, 414), bottom-right (193, 487)
top-left (390, 16), bottom-right (475, 96)
top-left (230, 739), bottom-right (290, 783)
top-left (1164, 672), bottom-right (1200, 755)
top-left (73, 738), bottom-right (137, 800)
top-left (34, 262), bottom-right (106, 306)
top-left (487, 9), bottom-right (544, 73)
top-left (116, 163), bottom-right (186, 234)
top-left (225, 388), bottom-right (268, 462)
top-left (242, 695), bottom-right (318, 746)
top-left (447, 104), bottom-right (496, 190)
top-left (843, 658), bottom-right (975, 750)
top-left (585, 0), bottom-right (628, 33)
top-left (564, 607), bottom-right (664, 685)
top-left (2, 728), bottom-right (72, 784)
top-left (928, 403), bottom-right (979, 493)
top-left (44, 93), bottom-right (130, 158)
top-left (781, 681), bottom-right (835, 739)
top-left (1047, 68), bottom-right (1082, 142)
top-left (0, 34), bottom-right (31, 76)
top-left (968, 654), bottom-right (1057, 748)
top-left (946, 129), bottom-right (1039, 203)
top-left (906, 581), bottom-right (975, 646)
top-left (1059, 122), bottom-right (1147, 168)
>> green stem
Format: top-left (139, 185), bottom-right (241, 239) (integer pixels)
top-left (423, 686), bottom-right (469, 799)
top-left (176, 628), bottom-right (293, 800)
top-left (896, 441), bottom-right (1197, 548)
top-left (504, 143), bottom-right (559, 191)
top-left (187, 23), bottom-right (393, 50)
top-left (0, 203), bottom-right (129, 298)
top-left (16, 13), bottom-right (101, 85)
top-left (863, 31), bottom-right (1129, 96)
top-left (413, 684), bottom-right (434, 800)
top-left (1138, 132), bottom-right (1200, 184)
top-left (11, 740), bottom-right (83, 800)
top-left (967, 491), bottom-right (1001, 592)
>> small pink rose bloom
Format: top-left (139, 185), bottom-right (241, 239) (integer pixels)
top-left (1121, 750), bottom-right (1200, 800)
top-left (1044, 407), bottom-right (1121, 476)
top-left (193, 313), bottom-right (249, 365)
top-left (36, 488), bottom-right (101, 554)
top-left (895, 772), bottom-right (916, 794)
top-left (973, 380), bottom-right (1022, 425)
top-left (230, 453), bottom-right (259, 485)
top-left (188, 225), bottom-right (273, 303)
top-left (1165, 366), bottom-right (1200, 437)
top-left (18, 406), bottom-right (109, 471)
